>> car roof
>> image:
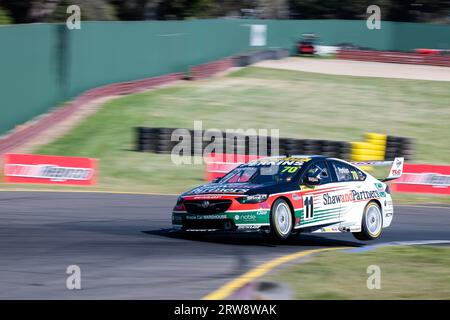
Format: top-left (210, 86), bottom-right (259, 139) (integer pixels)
top-left (251, 155), bottom-right (327, 163)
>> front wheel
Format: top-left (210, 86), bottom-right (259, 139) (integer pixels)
top-left (353, 202), bottom-right (383, 241)
top-left (269, 198), bottom-right (293, 241)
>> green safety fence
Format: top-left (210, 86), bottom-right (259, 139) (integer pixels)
top-left (1, 19), bottom-right (449, 136)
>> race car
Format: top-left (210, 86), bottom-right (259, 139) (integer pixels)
top-left (172, 155), bottom-right (404, 241)
top-left (297, 33), bottom-right (318, 55)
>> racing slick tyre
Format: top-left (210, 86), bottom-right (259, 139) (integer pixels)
top-left (353, 201), bottom-right (383, 241)
top-left (269, 198), bottom-right (293, 241)
top-left (288, 229), bottom-right (301, 240)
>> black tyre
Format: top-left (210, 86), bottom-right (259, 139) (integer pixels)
top-left (353, 202), bottom-right (383, 241)
top-left (288, 229), bottom-right (301, 240)
top-left (269, 198), bottom-right (293, 241)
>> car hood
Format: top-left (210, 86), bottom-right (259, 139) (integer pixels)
top-left (183, 182), bottom-right (278, 196)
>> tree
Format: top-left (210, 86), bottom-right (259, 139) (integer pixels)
top-left (156, 0), bottom-right (217, 19)
top-left (288, 0), bottom-right (450, 23)
top-left (0, 0), bottom-right (33, 23)
top-left (257, 0), bottom-right (289, 19)
top-left (0, 0), bottom-right (117, 23)
top-left (110, 0), bottom-right (161, 20)
top-left (35, 0), bottom-right (117, 22)
top-left (0, 6), bottom-right (13, 24)
top-left (0, 0), bottom-right (449, 23)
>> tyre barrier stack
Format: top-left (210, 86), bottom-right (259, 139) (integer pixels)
top-left (136, 127), bottom-right (352, 160)
top-left (350, 132), bottom-right (415, 162)
top-left (385, 136), bottom-right (415, 161)
top-left (233, 48), bottom-right (290, 67)
top-left (136, 127), bottom-right (178, 153)
top-left (137, 127), bottom-right (276, 156)
top-left (351, 133), bottom-right (386, 162)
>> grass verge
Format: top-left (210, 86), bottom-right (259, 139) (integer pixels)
top-left (266, 245), bottom-right (450, 299)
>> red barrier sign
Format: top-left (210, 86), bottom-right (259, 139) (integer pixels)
top-left (205, 153), bottom-right (264, 181)
top-left (392, 163), bottom-right (450, 195)
top-left (4, 154), bottom-right (97, 185)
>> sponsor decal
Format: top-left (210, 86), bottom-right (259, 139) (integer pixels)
top-left (256, 210), bottom-right (267, 215)
top-left (5, 164), bottom-right (93, 181)
top-left (4, 154), bottom-right (96, 185)
top-left (190, 187), bottom-right (250, 194)
top-left (204, 153), bottom-right (311, 182)
top-left (185, 214), bottom-right (227, 220)
top-left (234, 215), bottom-right (240, 220)
top-left (201, 200), bottom-right (210, 208)
top-left (292, 193), bottom-right (301, 200)
top-left (303, 196), bottom-right (314, 220)
top-left (336, 166), bottom-right (350, 176)
top-left (323, 190), bottom-right (380, 205)
top-left (238, 225), bottom-right (261, 229)
top-left (374, 183), bottom-right (386, 197)
top-left (240, 214), bottom-right (257, 221)
top-left (192, 195), bottom-right (223, 200)
top-left (247, 157), bottom-right (310, 167)
top-left (392, 164), bottom-right (450, 195)
top-left (172, 215), bottom-right (183, 223)
top-left (389, 158), bottom-right (403, 177)
top-left (321, 227), bottom-right (340, 233)
top-left (188, 183), bottom-right (261, 194)
top-left (398, 173), bottom-right (450, 186)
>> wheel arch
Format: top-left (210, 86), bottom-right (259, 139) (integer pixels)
top-left (273, 196), bottom-right (295, 219)
top-left (268, 196), bottom-right (296, 240)
top-left (362, 199), bottom-right (383, 224)
top-left (367, 198), bottom-right (382, 213)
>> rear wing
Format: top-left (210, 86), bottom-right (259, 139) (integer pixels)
top-left (350, 157), bottom-right (404, 182)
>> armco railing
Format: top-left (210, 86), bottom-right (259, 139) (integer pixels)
top-left (337, 50), bottom-right (450, 67)
top-left (188, 58), bottom-right (234, 80)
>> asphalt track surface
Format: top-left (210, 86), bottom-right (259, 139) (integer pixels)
top-left (0, 191), bottom-right (449, 299)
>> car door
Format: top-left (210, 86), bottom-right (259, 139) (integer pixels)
top-left (300, 160), bottom-right (342, 228)
top-left (329, 160), bottom-right (366, 226)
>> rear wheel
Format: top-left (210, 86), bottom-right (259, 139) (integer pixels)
top-left (353, 202), bottom-right (383, 241)
top-left (269, 199), bottom-right (293, 241)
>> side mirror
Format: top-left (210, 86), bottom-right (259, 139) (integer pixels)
top-left (303, 175), bottom-right (320, 186)
top-left (212, 177), bottom-right (221, 183)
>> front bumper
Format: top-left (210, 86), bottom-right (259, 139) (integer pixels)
top-left (172, 209), bottom-right (270, 232)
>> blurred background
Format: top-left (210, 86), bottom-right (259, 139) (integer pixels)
top-left (0, 0), bottom-right (449, 197)
top-left (0, 0), bottom-right (449, 301)
top-left (1, 0), bottom-right (450, 22)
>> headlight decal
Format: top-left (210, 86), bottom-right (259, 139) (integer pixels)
top-left (236, 194), bottom-right (268, 204)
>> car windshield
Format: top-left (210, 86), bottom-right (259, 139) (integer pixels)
top-left (219, 160), bottom-right (306, 184)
